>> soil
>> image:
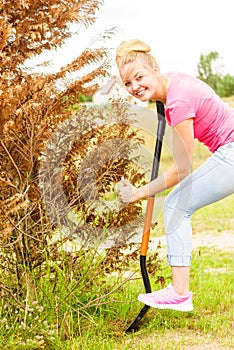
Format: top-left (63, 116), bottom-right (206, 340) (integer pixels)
top-left (149, 230), bottom-right (234, 261)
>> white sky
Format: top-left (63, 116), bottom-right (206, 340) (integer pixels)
top-left (30, 0), bottom-right (234, 77)
top-left (92, 0), bottom-right (234, 76)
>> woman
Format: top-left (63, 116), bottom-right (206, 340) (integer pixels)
top-left (116, 39), bottom-right (234, 311)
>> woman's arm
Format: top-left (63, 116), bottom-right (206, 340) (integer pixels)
top-left (118, 118), bottom-right (194, 203)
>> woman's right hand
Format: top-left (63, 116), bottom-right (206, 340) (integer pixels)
top-left (118, 177), bottom-right (139, 204)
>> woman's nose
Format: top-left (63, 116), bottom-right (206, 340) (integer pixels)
top-left (131, 81), bottom-right (140, 92)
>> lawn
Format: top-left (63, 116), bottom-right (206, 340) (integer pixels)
top-left (36, 238), bottom-right (233, 350)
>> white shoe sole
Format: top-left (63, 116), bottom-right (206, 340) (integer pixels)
top-left (138, 296), bottom-right (193, 312)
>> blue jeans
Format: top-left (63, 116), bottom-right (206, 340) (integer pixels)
top-left (164, 142), bottom-right (234, 266)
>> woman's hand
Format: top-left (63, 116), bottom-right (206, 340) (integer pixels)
top-left (118, 177), bottom-right (139, 203)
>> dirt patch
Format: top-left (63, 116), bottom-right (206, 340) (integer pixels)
top-left (192, 230), bottom-right (234, 252)
top-left (186, 345), bottom-right (229, 350)
top-left (150, 230), bottom-right (234, 259)
top-left (123, 329), bottom-right (233, 350)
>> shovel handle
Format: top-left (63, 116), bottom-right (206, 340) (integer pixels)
top-left (140, 196), bottom-right (155, 256)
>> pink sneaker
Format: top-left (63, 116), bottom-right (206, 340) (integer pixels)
top-left (138, 284), bottom-right (193, 312)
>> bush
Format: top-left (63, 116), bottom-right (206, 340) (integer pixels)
top-left (216, 74), bottom-right (234, 97)
top-left (0, 99), bottom-right (161, 347)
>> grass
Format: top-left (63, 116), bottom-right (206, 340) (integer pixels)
top-left (1, 212), bottom-right (233, 349)
top-left (68, 249), bottom-right (230, 350)
top-left (192, 194), bottom-right (234, 233)
top-left (61, 247), bottom-right (234, 350)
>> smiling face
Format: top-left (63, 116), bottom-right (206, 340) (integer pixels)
top-left (119, 59), bottom-right (164, 102)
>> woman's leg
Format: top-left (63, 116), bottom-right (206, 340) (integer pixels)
top-left (171, 266), bottom-right (190, 295)
top-left (138, 143), bottom-right (234, 310)
top-left (164, 143), bottom-right (234, 294)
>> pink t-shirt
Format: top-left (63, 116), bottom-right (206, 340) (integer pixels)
top-left (165, 72), bottom-right (234, 152)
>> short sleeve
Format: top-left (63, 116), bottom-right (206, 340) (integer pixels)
top-left (165, 99), bottom-right (195, 127)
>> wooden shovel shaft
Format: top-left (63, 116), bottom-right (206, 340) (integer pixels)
top-left (140, 196), bottom-right (155, 256)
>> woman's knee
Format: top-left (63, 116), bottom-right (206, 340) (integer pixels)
top-left (164, 188), bottom-right (193, 232)
top-left (164, 188), bottom-right (179, 215)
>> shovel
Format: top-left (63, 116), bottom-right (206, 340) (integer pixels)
top-left (125, 100), bottom-right (166, 332)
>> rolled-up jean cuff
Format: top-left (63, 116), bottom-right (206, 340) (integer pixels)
top-left (167, 254), bottom-right (192, 266)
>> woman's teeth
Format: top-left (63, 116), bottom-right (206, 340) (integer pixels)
top-left (136, 89), bottom-right (146, 96)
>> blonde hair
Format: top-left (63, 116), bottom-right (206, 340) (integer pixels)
top-left (116, 39), bottom-right (159, 69)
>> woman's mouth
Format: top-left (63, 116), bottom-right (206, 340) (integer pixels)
top-left (135, 88), bottom-right (147, 97)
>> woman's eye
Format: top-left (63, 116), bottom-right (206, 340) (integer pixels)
top-left (136, 75), bottom-right (143, 80)
top-left (125, 82), bottom-right (131, 87)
